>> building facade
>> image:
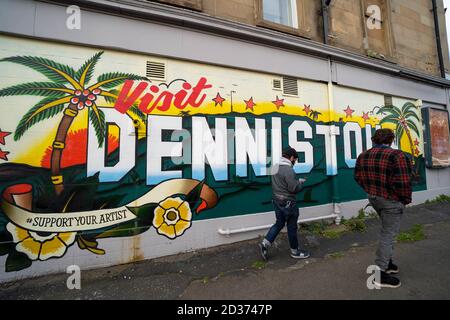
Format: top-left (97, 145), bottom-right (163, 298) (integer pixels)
top-left (0, 0), bottom-right (449, 282)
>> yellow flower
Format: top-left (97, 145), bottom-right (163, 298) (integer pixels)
top-left (153, 196), bottom-right (192, 239)
top-left (6, 223), bottom-right (76, 261)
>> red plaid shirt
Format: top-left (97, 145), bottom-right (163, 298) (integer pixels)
top-left (354, 145), bottom-right (412, 205)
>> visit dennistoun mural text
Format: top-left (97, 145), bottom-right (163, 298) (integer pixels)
top-left (0, 35), bottom-right (426, 273)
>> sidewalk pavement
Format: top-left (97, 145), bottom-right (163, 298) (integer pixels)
top-left (1, 201), bottom-right (450, 300)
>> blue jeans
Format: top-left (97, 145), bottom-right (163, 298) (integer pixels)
top-left (265, 198), bottom-right (299, 250)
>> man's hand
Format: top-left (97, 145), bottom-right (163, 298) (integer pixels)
top-left (298, 178), bottom-right (307, 184)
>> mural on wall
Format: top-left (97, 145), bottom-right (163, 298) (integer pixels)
top-left (0, 40), bottom-right (426, 272)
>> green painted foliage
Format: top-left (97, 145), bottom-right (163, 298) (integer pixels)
top-left (14, 97), bottom-right (66, 140)
top-left (96, 72), bottom-right (149, 89)
top-left (0, 56), bottom-right (76, 84)
top-left (89, 107), bottom-right (106, 147)
top-left (0, 82), bottom-right (68, 97)
top-left (74, 51), bottom-right (104, 85)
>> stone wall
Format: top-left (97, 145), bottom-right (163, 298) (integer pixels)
top-left (156, 0), bottom-right (449, 77)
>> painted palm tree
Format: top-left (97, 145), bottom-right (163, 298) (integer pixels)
top-left (178, 110), bottom-right (191, 117)
top-left (376, 101), bottom-right (420, 164)
top-left (0, 51), bottom-right (148, 194)
top-left (309, 110), bottom-right (322, 121)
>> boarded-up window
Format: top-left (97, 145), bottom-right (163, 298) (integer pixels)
top-left (422, 107), bottom-right (450, 168)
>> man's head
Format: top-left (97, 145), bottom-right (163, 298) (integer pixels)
top-left (372, 128), bottom-right (395, 146)
top-left (282, 147), bottom-right (298, 165)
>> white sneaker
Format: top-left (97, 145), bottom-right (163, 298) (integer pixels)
top-left (290, 249), bottom-right (310, 259)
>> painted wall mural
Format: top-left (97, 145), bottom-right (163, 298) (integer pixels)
top-left (0, 36), bottom-right (426, 272)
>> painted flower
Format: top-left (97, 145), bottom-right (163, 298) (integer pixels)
top-left (152, 196), bottom-right (192, 239)
top-left (6, 223), bottom-right (76, 261)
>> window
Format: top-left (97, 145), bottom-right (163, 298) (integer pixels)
top-left (262, 0), bottom-right (298, 29)
top-left (255, 0), bottom-right (310, 38)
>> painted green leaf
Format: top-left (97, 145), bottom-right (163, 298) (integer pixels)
top-left (396, 125), bottom-right (404, 142)
top-left (95, 73), bottom-right (149, 89)
top-left (0, 82), bottom-right (69, 97)
top-left (85, 246), bottom-right (106, 255)
top-left (94, 203), bottom-right (156, 239)
top-left (75, 51), bottom-right (104, 86)
top-left (127, 203), bottom-right (157, 220)
top-left (406, 119), bottom-right (420, 137)
top-left (377, 106), bottom-right (401, 117)
top-left (379, 114), bottom-right (399, 126)
top-left (0, 56), bottom-right (76, 84)
top-left (401, 102), bottom-right (418, 114)
top-left (5, 250), bottom-right (32, 272)
top-left (14, 97), bottom-right (66, 140)
top-left (128, 105), bottom-right (146, 121)
top-left (403, 111), bottom-right (420, 122)
top-left (77, 236), bottom-right (105, 255)
top-left (103, 93), bottom-right (117, 105)
top-left (0, 230), bottom-right (13, 256)
top-left (89, 107), bottom-right (106, 147)
top-left (0, 242), bottom-right (12, 256)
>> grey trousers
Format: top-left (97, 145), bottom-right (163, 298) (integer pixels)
top-left (368, 195), bottom-right (404, 271)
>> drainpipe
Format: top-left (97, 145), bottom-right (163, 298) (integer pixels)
top-left (327, 58), bottom-right (341, 225)
top-left (218, 214), bottom-right (339, 235)
top-left (432, 0), bottom-right (446, 78)
top-left (321, 0), bottom-right (331, 45)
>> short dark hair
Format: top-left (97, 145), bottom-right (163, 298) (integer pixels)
top-left (282, 147), bottom-right (298, 159)
top-left (372, 128), bottom-right (395, 145)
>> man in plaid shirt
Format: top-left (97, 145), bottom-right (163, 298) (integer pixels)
top-left (354, 128), bottom-right (412, 288)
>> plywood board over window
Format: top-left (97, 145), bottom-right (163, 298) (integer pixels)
top-left (422, 107), bottom-right (450, 168)
top-left (255, 0), bottom-right (311, 38)
top-left (361, 0), bottom-right (397, 61)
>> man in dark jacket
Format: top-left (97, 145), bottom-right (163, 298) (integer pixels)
top-left (259, 147), bottom-right (309, 261)
top-left (354, 128), bottom-right (412, 289)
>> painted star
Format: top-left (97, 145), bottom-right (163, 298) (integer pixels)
top-left (414, 138), bottom-right (420, 146)
top-left (272, 96), bottom-right (285, 110)
top-left (0, 149), bottom-right (9, 161)
top-left (303, 104), bottom-right (311, 114)
top-left (244, 97), bottom-right (256, 111)
top-left (212, 93), bottom-right (226, 107)
top-left (0, 129), bottom-right (11, 145)
top-left (362, 112), bottom-right (370, 121)
top-left (344, 106), bottom-right (355, 118)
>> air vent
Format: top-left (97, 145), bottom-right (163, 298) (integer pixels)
top-left (282, 76), bottom-right (299, 96)
top-left (272, 78), bottom-right (282, 91)
top-left (146, 61), bottom-right (166, 81)
top-left (384, 95), bottom-right (393, 106)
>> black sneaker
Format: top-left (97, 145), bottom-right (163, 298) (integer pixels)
top-left (374, 271), bottom-right (401, 288)
top-left (290, 249), bottom-right (310, 259)
top-left (259, 242), bottom-right (268, 261)
top-left (386, 259), bottom-right (399, 274)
